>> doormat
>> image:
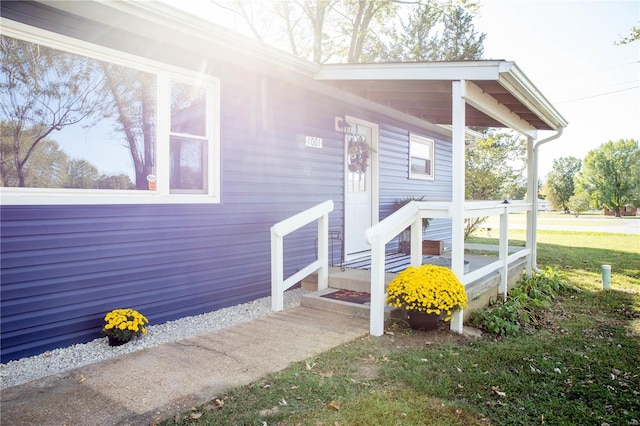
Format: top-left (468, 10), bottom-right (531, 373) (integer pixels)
top-left (321, 289), bottom-right (371, 305)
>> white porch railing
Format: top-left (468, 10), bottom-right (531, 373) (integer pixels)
top-left (270, 200), bottom-right (334, 312)
top-left (365, 200), bottom-right (533, 337)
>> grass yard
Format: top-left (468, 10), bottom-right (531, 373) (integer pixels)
top-left (162, 232), bottom-right (640, 426)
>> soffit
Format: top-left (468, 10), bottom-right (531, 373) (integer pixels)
top-left (315, 62), bottom-right (568, 132)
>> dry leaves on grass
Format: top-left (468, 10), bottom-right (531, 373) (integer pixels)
top-left (491, 386), bottom-right (506, 397)
top-left (327, 400), bottom-right (342, 410)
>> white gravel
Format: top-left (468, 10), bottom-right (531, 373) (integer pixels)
top-left (0, 289), bottom-right (304, 389)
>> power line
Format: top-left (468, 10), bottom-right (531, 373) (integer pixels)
top-left (555, 60), bottom-right (640, 79)
top-left (556, 85), bottom-right (640, 104)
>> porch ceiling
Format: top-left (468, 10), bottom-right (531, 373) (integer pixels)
top-left (314, 61), bottom-right (568, 134)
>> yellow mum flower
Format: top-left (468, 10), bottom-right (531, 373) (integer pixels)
top-left (386, 265), bottom-right (467, 321)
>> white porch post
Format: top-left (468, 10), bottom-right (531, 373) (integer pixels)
top-left (499, 209), bottom-right (509, 299)
top-left (450, 80), bottom-right (466, 334)
top-left (369, 235), bottom-right (386, 336)
top-left (410, 218), bottom-right (423, 267)
top-left (526, 136), bottom-right (536, 276)
top-left (317, 210), bottom-right (329, 291)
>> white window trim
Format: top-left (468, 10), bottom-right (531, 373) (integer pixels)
top-left (409, 133), bottom-right (435, 181)
top-left (0, 18), bottom-right (221, 205)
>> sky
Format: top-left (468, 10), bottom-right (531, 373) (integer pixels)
top-left (474, 0), bottom-right (639, 177)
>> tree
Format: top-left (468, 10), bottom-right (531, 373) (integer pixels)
top-left (66, 159), bottom-right (100, 189)
top-left (1, 122), bottom-right (70, 187)
top-left (575, 139), bottom-right (640, 217)
top-left (0, 36), bottom-right (107, 187)
top-left (615, 25), bottom-right (640, 45)
top-left (544, 156), bottom-right (582, 213)
top-left (466, 132), bottom-right (527, 200)
top-left (464, 131), bottom-right (528, 238)
top-left (434, 3), bottom-right (485, 60)
top-left (567, 191), bottom-right (591, 217)
top-left (99, 63), bottom-right (156, 190)
top-left (96, 174), bottom-right (134, 189)
top-left (216, 0), bottom-right (484, 63)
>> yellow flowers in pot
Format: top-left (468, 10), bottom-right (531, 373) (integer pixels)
top-left (386, 264), bottom-right (467, 320)
top-left (102, 308), bottom-right (149, 344)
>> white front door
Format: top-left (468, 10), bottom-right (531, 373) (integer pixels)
top-left (344, 117), bottom-right (379, 260)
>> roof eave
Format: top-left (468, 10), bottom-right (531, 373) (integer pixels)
top-left (315, 60), bottom-right (510, 81)
top-left (497, 62), bottom-right (568, 131)
top-left (316, 61), bottom-right (568, 133)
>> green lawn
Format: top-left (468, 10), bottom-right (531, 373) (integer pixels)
top-left (482, 211), bottom-right (639, 229)
top-left (162, 232), bottom-right (640, 426)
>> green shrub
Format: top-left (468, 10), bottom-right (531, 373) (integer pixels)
top-left (470, 267), bottom-right (573, 336)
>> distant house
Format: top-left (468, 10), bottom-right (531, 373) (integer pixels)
top-left (0, 1), bottom-right (567, 362)
top-left (538, 200), bottom-right (551, 211)
top-left (604, 205), bottom-right (638, 216)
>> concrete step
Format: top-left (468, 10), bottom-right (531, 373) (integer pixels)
top-left (301, 288), bottom-right (398, 319)
top-left (301, 267), bottom-right (396, 292)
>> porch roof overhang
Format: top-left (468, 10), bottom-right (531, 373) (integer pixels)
top-left (315, 61), bottom-right (568, 138)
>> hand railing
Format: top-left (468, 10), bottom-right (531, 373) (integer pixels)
top-left (270, 200), bottom-right (334, 311)
top-left (365, 200), bottom-right (533, 337)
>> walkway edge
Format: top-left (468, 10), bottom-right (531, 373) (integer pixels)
top-left (0, 307), bottom-right (369, 426)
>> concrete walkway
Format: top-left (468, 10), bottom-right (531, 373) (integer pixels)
top-left (0, 307), bottom-right (369, 426)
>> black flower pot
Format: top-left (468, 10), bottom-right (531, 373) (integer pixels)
top-left (406, 311), bottom-right (440, 331)
top-left (107, 336), bottom-right (130, 346)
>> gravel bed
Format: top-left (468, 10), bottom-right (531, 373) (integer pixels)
top-left (0, 289), bottom-right (304, 389)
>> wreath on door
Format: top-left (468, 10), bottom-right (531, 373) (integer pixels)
top-left (347, 135), bottom-right (371, 174)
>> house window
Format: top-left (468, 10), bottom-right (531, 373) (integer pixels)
top-left (0, 23), bottom-right (220, 205)
top-left (409, 134), bottom-right (434, 180)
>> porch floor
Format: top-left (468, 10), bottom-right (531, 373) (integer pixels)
top-left (342, 251), bottom-right (496, 273)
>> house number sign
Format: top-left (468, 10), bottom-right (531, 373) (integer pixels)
top-left (305, 136), bottom-right (323, 148)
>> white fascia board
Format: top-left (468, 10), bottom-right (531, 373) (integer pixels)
top-left (498, 63), bottom-right (568, 131)
top-left (45, 0), bottom-right (320, 77)
top-left (315, 61), bottom-right (510, 82)
top-left (464, 81), bottom-right (538, 138)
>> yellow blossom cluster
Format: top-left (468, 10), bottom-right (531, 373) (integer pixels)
top-left (103, 308), bottom-right (149, 341)
top-left (385, 264), bottom-right (467, 321)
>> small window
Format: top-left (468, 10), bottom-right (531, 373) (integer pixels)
top-left (409, 134), bottom-right (434, 180)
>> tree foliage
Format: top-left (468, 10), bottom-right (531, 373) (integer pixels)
top-left (615, 25), bottom-right (640, 45)
top-left (567, 191), bottom-right (592, 217)
top-left (464, 131), bottom-right (528, 238)
top-left (1, 35), bottom-right (149, 190)
top-left (544, 156), bottom-right (582, 212)
top-left (0, 36), bottom-right (107, 187)
top-left (466, 131), bottom-right (527, 201)
top-left (216, 0), bottom-right (485, 63)
top-left (0, 122), bottom-right (134, 189)
top-left (575, 139), bottom-right (640, 216)
top-left (99, 63), bottom-right (156, 190)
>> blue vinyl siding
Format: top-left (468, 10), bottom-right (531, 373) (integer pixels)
top-left (0, 2), bottom-right (453, 362)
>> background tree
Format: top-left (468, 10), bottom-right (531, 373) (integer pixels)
top-left (99, 63), bottom-right (156, 190)
top-left (216, 0), bottom-right (484, 63)
top-left (543, 156), bottom-right (582, 212)
top-left (575, 139), bottom-right (639, 217)
top-left (0, 36), bottom-right (106, 187)
top-left (567, 191), bottom-right (592, 217)
top-left (615, 25), bottom-right (639, 45)
top-left (1, 123), bottom-right (70, 187)
top-left (464, 131), bottom-right (528, 238)
top-left (434, 3), bottom-right (485, 60)
top-left (96, 173), bottom-right (134, 189)
top-left (66, 159), bottom-right (100, 189)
